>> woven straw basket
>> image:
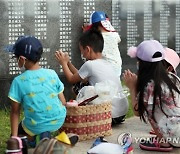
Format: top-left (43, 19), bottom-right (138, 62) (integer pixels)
top-left (61, 102), bottom-right (112, 141)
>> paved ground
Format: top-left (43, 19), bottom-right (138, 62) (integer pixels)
top-left (72, 117), bottom-right (180, 154)
top-left (29, 116), bottom-right (180, 154)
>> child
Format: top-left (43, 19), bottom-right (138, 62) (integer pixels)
top-left (123, 40), bottom-right (180, 152)
top-left (163, 47), bottom-right (180, 74)
top-left (55, 29), bottom-right (128, 125)
top-left (5, 35), bottom-right (66, 147)
top-left (82, 11), bottom-right (122, 77)
top-left (149, 47), bottom-right (180, 135)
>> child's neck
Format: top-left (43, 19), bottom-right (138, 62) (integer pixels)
top-left (25, 62), bottom-right (41, 70)
top-left (90, 52), bottom-right (102, 60)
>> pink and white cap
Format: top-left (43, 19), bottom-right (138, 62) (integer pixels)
top-left (164, 47), bottom-right (180, 72)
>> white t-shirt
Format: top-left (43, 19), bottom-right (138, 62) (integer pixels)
top-left (78, 59), bottom-right (128, 118)
top-left (102, 32), bottom-right (122, 77)
top-left (78, 59), bottom-right (119, 86)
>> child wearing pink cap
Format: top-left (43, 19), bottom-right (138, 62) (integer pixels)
top-left (82, 11), bottom-right (122, 77)
top-left (149, 47), bottom-right (180, 135)
top-left (163, 47), bottom-right (180, 74)
top-left (123, 40), bottom-right (180, 152)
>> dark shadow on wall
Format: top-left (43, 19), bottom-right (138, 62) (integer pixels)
top-left (0, 59), bottom-right (11, 109)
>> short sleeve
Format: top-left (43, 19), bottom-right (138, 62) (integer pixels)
top-left (8, 78), bottom-right (22, 103)
top-left (53, 70), bottom-right (64, 94)
top-left (78, 61), bottom-right (92, 80)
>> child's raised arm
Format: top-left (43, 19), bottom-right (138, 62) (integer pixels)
top-left (55, 51), bottom-right (82, 84)
top-left (123, 69), bottom-right (139, 116)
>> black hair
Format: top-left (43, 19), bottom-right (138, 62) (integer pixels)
top-left (91, 22), bottom-right (102, 31)
top-left (162, 59), bottom-right (176, 74)
top-left (162, 60), bottom-right (171, 69)
top-left (136, 58), bottom-right (180, 123)
top-left (30, 47), bottom-right (43, 63)
top-left (79, 29), bottom-right (104, 53)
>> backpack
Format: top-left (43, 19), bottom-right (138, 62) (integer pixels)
top-left (33, 138), bottom-right (72, 154)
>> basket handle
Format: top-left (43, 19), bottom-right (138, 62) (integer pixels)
top-left (78, 95), bottom-right (98, 106)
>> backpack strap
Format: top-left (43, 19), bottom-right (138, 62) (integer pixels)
top-left (34, 138), bottom-right (71, 154)
top-left (33, 138), bottom-right (49, 154)
top-left (43, 138), bottom-right (58, 154)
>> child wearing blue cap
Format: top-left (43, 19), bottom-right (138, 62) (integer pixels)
top-left (123, 40), bottom-right (180, 152)
top-left (82, 11), bottom-right (126, 125)
top-left (5, 36), bottom-right (66, 147)
top-left (82, 11), bottom-right (122, 78)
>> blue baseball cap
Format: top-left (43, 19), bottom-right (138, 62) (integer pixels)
top-left (85, 11), bottom-right (115, 32)
top-left (4, 35), bottom-right (43, 61)
top-left (90, 11), bottom-right (106, 24)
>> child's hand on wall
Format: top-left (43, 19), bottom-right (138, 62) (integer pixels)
top-left (82, 23), bottom-right (91, 32)
top-left (55, 50), bottom-right (69, 65)
top-left (64, 52), bottom-right (70, 61)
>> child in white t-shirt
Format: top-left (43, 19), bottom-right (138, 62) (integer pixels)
top-left (55, 29), bottom-right (128, 125)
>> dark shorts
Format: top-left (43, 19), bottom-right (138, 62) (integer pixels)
top-left (112, 115), bottom-right (126, 126)
top-left (18, 122), bottom-right (27, 136)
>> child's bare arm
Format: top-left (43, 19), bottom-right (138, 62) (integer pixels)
top-left (123, 69), bottom-right (139, 116)
top-left (129, 86), bottom-right (139, 116)
top-left (55, 51), bottom-right (82, 83)
top-left (10, 101), bottom-right (20, 136)
top-left (62, 62), bottom-right (82, 83)
top-left (67, 61), bottom-right (78, 74)
top-left (58, 92), bottom-right (66, 106)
